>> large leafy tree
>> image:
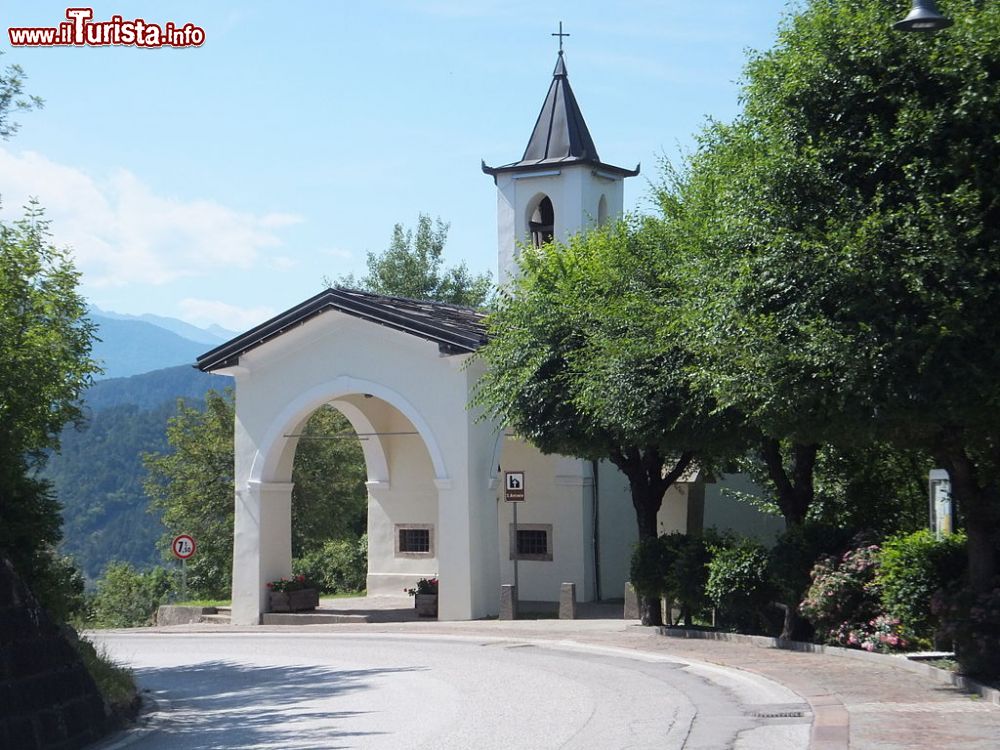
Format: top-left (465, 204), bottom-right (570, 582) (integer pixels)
top-left (474, 219), bottom-right (743, 625)
top-left (0, 204), bottom-right (98, 610)
top-left (335, 214), bottom-right (492, 307)
top-left (676, 0), bottom-right (1000, 592)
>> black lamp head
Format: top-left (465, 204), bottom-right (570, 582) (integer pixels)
top-left (893, 0), bottom-right (954, 32)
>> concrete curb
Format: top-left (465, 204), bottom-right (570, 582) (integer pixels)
top-left (658, 626), bottom-right (1000, 706)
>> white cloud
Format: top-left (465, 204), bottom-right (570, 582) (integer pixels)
top-left (178, 298), bottom-right (275, 332)
top-left (0, 148), bottom-right (303, 288)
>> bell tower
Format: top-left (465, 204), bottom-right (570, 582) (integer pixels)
top-left (483, 35), bottom-right (639, 284)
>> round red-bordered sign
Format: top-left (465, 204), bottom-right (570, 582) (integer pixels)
top-left (171, 534), bottom-right (196, 560)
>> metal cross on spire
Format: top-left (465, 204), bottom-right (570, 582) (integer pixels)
top-left (552, 21), bottom-right (570, 53)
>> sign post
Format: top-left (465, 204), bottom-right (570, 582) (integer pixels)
top-left (171, 534), bottom-right (196, 601)
top-left (504, 472), bottom-right (525, 596)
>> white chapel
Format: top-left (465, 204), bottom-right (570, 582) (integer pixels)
top-left (197, 49), bottom-right (781, 625)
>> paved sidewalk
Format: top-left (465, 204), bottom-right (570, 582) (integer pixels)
top-left (138, 612), bottom-right (1000, 749)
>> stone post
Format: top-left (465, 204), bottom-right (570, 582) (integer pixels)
top-left (559, 582), bottom-right (577, 619)
top-left (500, 584), bottom-right (518, 620)
top-left (624, 582), bottom-right (639, 620)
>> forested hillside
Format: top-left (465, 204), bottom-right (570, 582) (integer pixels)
top-left (45, 365), bottom-right (227, 582)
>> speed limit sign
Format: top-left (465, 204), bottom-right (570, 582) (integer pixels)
top-left (171, 534), bottom-right (196, 560)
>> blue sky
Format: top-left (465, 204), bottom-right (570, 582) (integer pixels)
top-left (1, 1), bottom-right (795, 332)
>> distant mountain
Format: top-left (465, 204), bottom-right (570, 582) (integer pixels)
top-left (47, 365), bottom-right (230, 582)
top-left (91, 307), bottom-right (238, 346)
top-left (90, 314), bottom-right (209, 379)
top-left (84, 364), bottom-right (229, 412)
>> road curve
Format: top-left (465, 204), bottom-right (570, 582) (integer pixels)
top-left (89, 632), bottom-right (810, 749)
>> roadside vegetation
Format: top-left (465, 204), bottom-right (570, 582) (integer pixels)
top-left (477, 0), bottom-right (1000, 679)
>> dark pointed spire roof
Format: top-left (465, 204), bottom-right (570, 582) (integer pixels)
top-left (483, 52), bottom-right (639, 179)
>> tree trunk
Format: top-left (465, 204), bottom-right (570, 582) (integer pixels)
top-left (760, 438), bottom-right (818, 527)
top-left (610, 446), bottom-right (695, 628)
top-left (776, 602), bottom-right (799, 641)
top-left (938, 446), bottom-right (999, 593)
top-left (634, 487), bottom-right (664, 626)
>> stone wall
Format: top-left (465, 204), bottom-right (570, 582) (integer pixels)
top-left (0, 558), bottom-right (110, 750)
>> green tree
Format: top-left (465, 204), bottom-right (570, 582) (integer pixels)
top-left (674, 1), bottom-right (1000, 593)
top-left (89, 562), bottom-right (177, 628)
top-left (144, 391), bottom-right (235, 598)
top-left (0, 50), bottom-right (43, 140)
top-left (475, 218), bottom-right (742, 625)
top-left (335, 214), bottom-right (492, 307)
top-left (0, 204), bottom-right (99, 615)
top-left (290, 404), bottom-right (368, 557)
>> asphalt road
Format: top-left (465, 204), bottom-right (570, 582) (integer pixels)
top-left (89, 632), bottom-right (811, 749)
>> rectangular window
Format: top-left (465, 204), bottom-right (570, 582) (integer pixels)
top-left (395, 524), bottom-right (434, 557)
top-left (509, 523), bottom-right (553, 561)
top-left (517, 529), bottom-right (548, 556)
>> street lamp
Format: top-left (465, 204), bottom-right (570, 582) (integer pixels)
top-left (893, 0), bottom-right (954, 31)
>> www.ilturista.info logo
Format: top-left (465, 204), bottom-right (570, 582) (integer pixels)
top-left (8, 8), bottom-right (205, 48)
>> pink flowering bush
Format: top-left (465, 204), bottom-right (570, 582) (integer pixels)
top-left (799, 542), bottom-right (911, 653)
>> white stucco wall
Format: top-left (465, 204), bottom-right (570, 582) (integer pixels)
top-left (495, 437), bottom-right (595, 602)
top-left (703, 473), bottom-right (785, 542)
top-left (594, 462), bottom-right (693, 601)
top-left (494, 164), bottom-right (625, 284)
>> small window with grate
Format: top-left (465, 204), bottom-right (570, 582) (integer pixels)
top-left (509, 523), bottom-right (553, 561)
top-left (395, 524), bottom-right (434, 557)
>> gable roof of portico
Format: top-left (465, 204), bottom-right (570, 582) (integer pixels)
top-left (196, 288), bottom-right (487, 372)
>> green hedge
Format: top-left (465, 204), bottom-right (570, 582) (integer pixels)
top-left (878, 529), bottom-right (966, 646)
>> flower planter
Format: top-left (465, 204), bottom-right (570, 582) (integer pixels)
top-left (414, 593), bottom-right (438, 618)
top-left (269, 588), bottom-right (320, 613)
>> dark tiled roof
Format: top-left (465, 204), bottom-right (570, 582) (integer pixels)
top-left (482, 52), bottom-right (639, 179)
top-left (196, 287), bottom-right (487, 372)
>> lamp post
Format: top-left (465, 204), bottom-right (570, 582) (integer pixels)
top-left (893, 0), bottom-right (954, 31)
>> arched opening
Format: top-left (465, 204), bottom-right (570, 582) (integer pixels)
top-left (528, 195), bottom-right (555, 247)
top-left (287, 405), bottom-right (368, 595)
top-left (253, 387), bottom-right (443, 609)
top-left (597, 194), bottom-right (608, 226)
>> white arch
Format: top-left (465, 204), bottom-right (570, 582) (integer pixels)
top-left (249, 376), bottom-right (449, 484)
top-left (329, 399), bottom-right (389, 483)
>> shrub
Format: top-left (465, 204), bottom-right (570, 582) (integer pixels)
top-left (630, 532), bottom-right (715, 625)
top-left (293, 535), bottom-right (367, 594)
top-left (878, 530), bottom-right (966, 647)
top-left (767, 523), bottom-right (853, 639)
top-left (89, 563), bottom-right (178, 628)
top-left (932, 581), bottom-right (1000, 678)
top-left (31, 550), bottom-right (87, 624)
top-left (800, 542), bottom-right (909, 652)
top-left (706, 538), bottom-right (774, 634)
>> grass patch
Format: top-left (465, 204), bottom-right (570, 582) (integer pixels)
top-left (171, 598), bottom-right (231, 607)
top-left (74, 635), bottom-right (139, 720)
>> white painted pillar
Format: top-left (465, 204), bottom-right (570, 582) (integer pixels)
top-left (435, 479), bottom-right (471, 620)
top-left (230, 479), bottom-right (293, 625)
